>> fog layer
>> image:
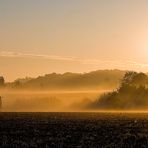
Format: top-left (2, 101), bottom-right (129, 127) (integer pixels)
top-left (0, 90), bottom-right (108, 112)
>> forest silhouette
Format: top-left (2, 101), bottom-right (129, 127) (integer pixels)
top-left (89, 71), bottom-right (148, 110)
top-left (4, 70), bottom-right (125, 90)
top-left (1, 70), bottom-right (148, 111)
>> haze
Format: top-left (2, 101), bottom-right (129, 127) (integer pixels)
top-left (0, 0), bottom-right (148, 81)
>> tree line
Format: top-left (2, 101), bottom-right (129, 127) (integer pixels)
top-left (90, 71), bottom-right (148, 110)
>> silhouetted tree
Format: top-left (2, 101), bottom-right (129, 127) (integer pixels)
top-left (0, 76), bottom-right (5, 87)
top-left (121, 71), bottom-right (147, 87)
top-left (131, 72), bottom-right (148, 87)
top-left (90, 72), bottom-right (148, 110)
top-left (121, 71), bottom-right (137, 86)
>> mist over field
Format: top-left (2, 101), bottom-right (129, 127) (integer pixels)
top-left (0, 90), bottom-right (107, 112)
top-left (0, 70), bottom-right (121, 112)
top-left (1, 70), bottom-right (148, 112)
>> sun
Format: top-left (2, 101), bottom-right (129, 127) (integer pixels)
top-left (137, 38), bottom-right (148, 59)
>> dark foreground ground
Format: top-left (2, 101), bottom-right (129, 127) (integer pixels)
top-left (0, 112), bottom-right (148, 148)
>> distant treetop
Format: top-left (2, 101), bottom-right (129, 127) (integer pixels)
top-left (0, 76), bottom-right (5, 86)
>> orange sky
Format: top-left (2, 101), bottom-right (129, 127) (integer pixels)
top-left (0, 0), bottom-right (148, 81)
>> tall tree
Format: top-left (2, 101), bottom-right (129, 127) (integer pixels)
top-left (0, 76), bottom-right (5, 86)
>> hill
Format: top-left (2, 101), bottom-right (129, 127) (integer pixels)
top-left (6, 70), bottom-right (126, 90)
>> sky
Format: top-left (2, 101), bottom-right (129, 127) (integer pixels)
top-left (0, 0), bottom-right (148, 81)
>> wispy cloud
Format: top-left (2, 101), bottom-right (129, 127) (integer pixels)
top-left (0, 51), bottom-right (148, 69)
top-left (0, 51), bottom-right (78, 61)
